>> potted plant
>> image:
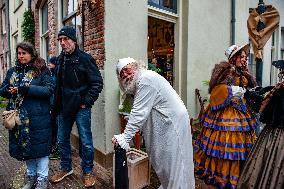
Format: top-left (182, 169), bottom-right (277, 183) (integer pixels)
top-left (118, 94), bottom-right (142, 149)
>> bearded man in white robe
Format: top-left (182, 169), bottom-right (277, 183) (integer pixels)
top-left (112, 57), bottom-right (195, 189)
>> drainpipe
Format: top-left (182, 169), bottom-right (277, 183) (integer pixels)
top-left (6, 0), bottom-right (11, 67)
top-left (231, 0), bottom-right (236, 45)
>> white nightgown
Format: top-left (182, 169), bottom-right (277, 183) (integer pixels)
top-left (115, 70), bottom-right (195, 189)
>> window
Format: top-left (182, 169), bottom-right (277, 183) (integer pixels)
top-left (41, 1), bottom-right (49, 62)
top-left (42, 1), bottom-right (48, 34)
top-left (1, 7), bottom-right (6, 34)
top-left (14, 0), bottom-right (23, 11)
top-left (281, 27), bottom-right (284, 60)
top-left (248, 53), bottom-right (256, 77)
top-left (12, 33), bottom-right (18, 62)
top-left (6, 52), bottom-right (9, 70)
top-left (0, 56), bottom-right (3, 82)
top-left (13, 34), bottom-right (18, 49)
top-left (248, 39), bottom-right (262, 86)
top-left (270, 32), bottom-right (278, 85)
top-left (148, 0), bottom-right (177, 13)
top-left (62, 0), bottom-right (77, 17)
top-left (62, 0), bottom-right (82, 49)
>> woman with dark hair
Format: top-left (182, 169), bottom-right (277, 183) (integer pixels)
top-left (194, 44), bottom-right (258, 189)
top-left (0, 41), bottom-right (54, 189)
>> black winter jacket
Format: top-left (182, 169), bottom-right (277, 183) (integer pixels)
top-left (54, 47), bottom-right (103, 116)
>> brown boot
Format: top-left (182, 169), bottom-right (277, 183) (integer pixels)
top-left (83, 173), bottom-right (96, 188)
top-left (50, 170), bottom-right (73, 183)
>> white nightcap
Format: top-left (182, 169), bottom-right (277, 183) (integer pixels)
top-left (116, 57), bottom-right (136, 75)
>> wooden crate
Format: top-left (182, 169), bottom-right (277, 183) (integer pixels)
top-left (127, 148), bottom-right (150, 189)
top-left (113, 148), bottom-right (150, 189)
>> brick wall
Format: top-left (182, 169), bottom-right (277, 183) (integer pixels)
top-left (32, 0), bottom-right (58, 56)
top-left (32, 0), bottom-right (105, 69)
top-left (83, 0), bottom-right (105, 69)
top-left (33, 8), bottom-right (40, 53)
top-left (47, 0), bottom-right (57, 56)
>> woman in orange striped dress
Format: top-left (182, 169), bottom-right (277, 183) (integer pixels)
top-left (194, 44), bottom-right (258, 189)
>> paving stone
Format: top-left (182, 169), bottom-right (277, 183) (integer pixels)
top-left (0, 118), bottom-right (214, 189)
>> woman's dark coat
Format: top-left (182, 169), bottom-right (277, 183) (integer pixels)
top-left (0, 66), bottom-right (55, 160)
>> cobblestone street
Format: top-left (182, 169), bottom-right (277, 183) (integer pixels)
top-left (0, 124), bottom-right (113, 189)
top-left (0, 121), bottom-right (213, 189)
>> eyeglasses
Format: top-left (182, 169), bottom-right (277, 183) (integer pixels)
top-left (57, 36), bottom-right (70, 42)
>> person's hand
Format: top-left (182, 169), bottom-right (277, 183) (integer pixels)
top-left (112, 137), bottom-right (118, 145)
top-left (80, 104), bottom-right (86, 108)
top-left (8, 86), bottom-right (17, 94)
top-left (47, 63), bottom-right (55, 69)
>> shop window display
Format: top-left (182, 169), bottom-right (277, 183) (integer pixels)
top-left (148, 17), bottom-right (175, 86)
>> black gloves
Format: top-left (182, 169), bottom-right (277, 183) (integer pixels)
top-left (244, 86), bottom-right (274, 113)
top-left (244, 89), bottom-right (264, 113)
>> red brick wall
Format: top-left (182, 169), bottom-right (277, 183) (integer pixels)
top-left (47, 0), bottom-right (57, 56)
top-left (33, 9), bottom-right (40, 53)
top-left (83, 0), bottom-right (105, 69)
top-left (32, 0), bottom-right (40, 53)
top-left (32, 0), bottom-right (57, 56)
top-left (32, 0), bottom-right (105, 69)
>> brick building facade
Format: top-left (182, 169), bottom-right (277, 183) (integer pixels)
top-left (32, 0), bottom-right (105, 69)
top-left (31, 0), bottom-right (109, 167)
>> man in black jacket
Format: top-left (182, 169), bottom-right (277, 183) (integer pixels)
top-left (50, 26), bottom-right (103, 188)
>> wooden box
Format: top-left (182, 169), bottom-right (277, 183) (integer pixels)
top-left (127, 148), bottom-right (150, 189)
top-left (113, 148), bottom-right (150, 189)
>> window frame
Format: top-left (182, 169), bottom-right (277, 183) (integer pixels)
top-left (12, 32), bottom-right (18, 63)
top-left (1, 7), bottom-right (6, 34)
top-left (61, 0), bottom-right (83, 50)
top-left (40, 0), bottom-right (50, 62)
top-left (281, 27), bottom-right (284, 60)
top-left (14, 0), bottom-right (23, 13)
top-left (148, 0), bottom-right (177, 14)
top-left (0, 55), bottom-right (3, 82)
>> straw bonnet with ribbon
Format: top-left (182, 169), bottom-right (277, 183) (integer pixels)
top-left (225, 44), bottom-right (250, 60)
